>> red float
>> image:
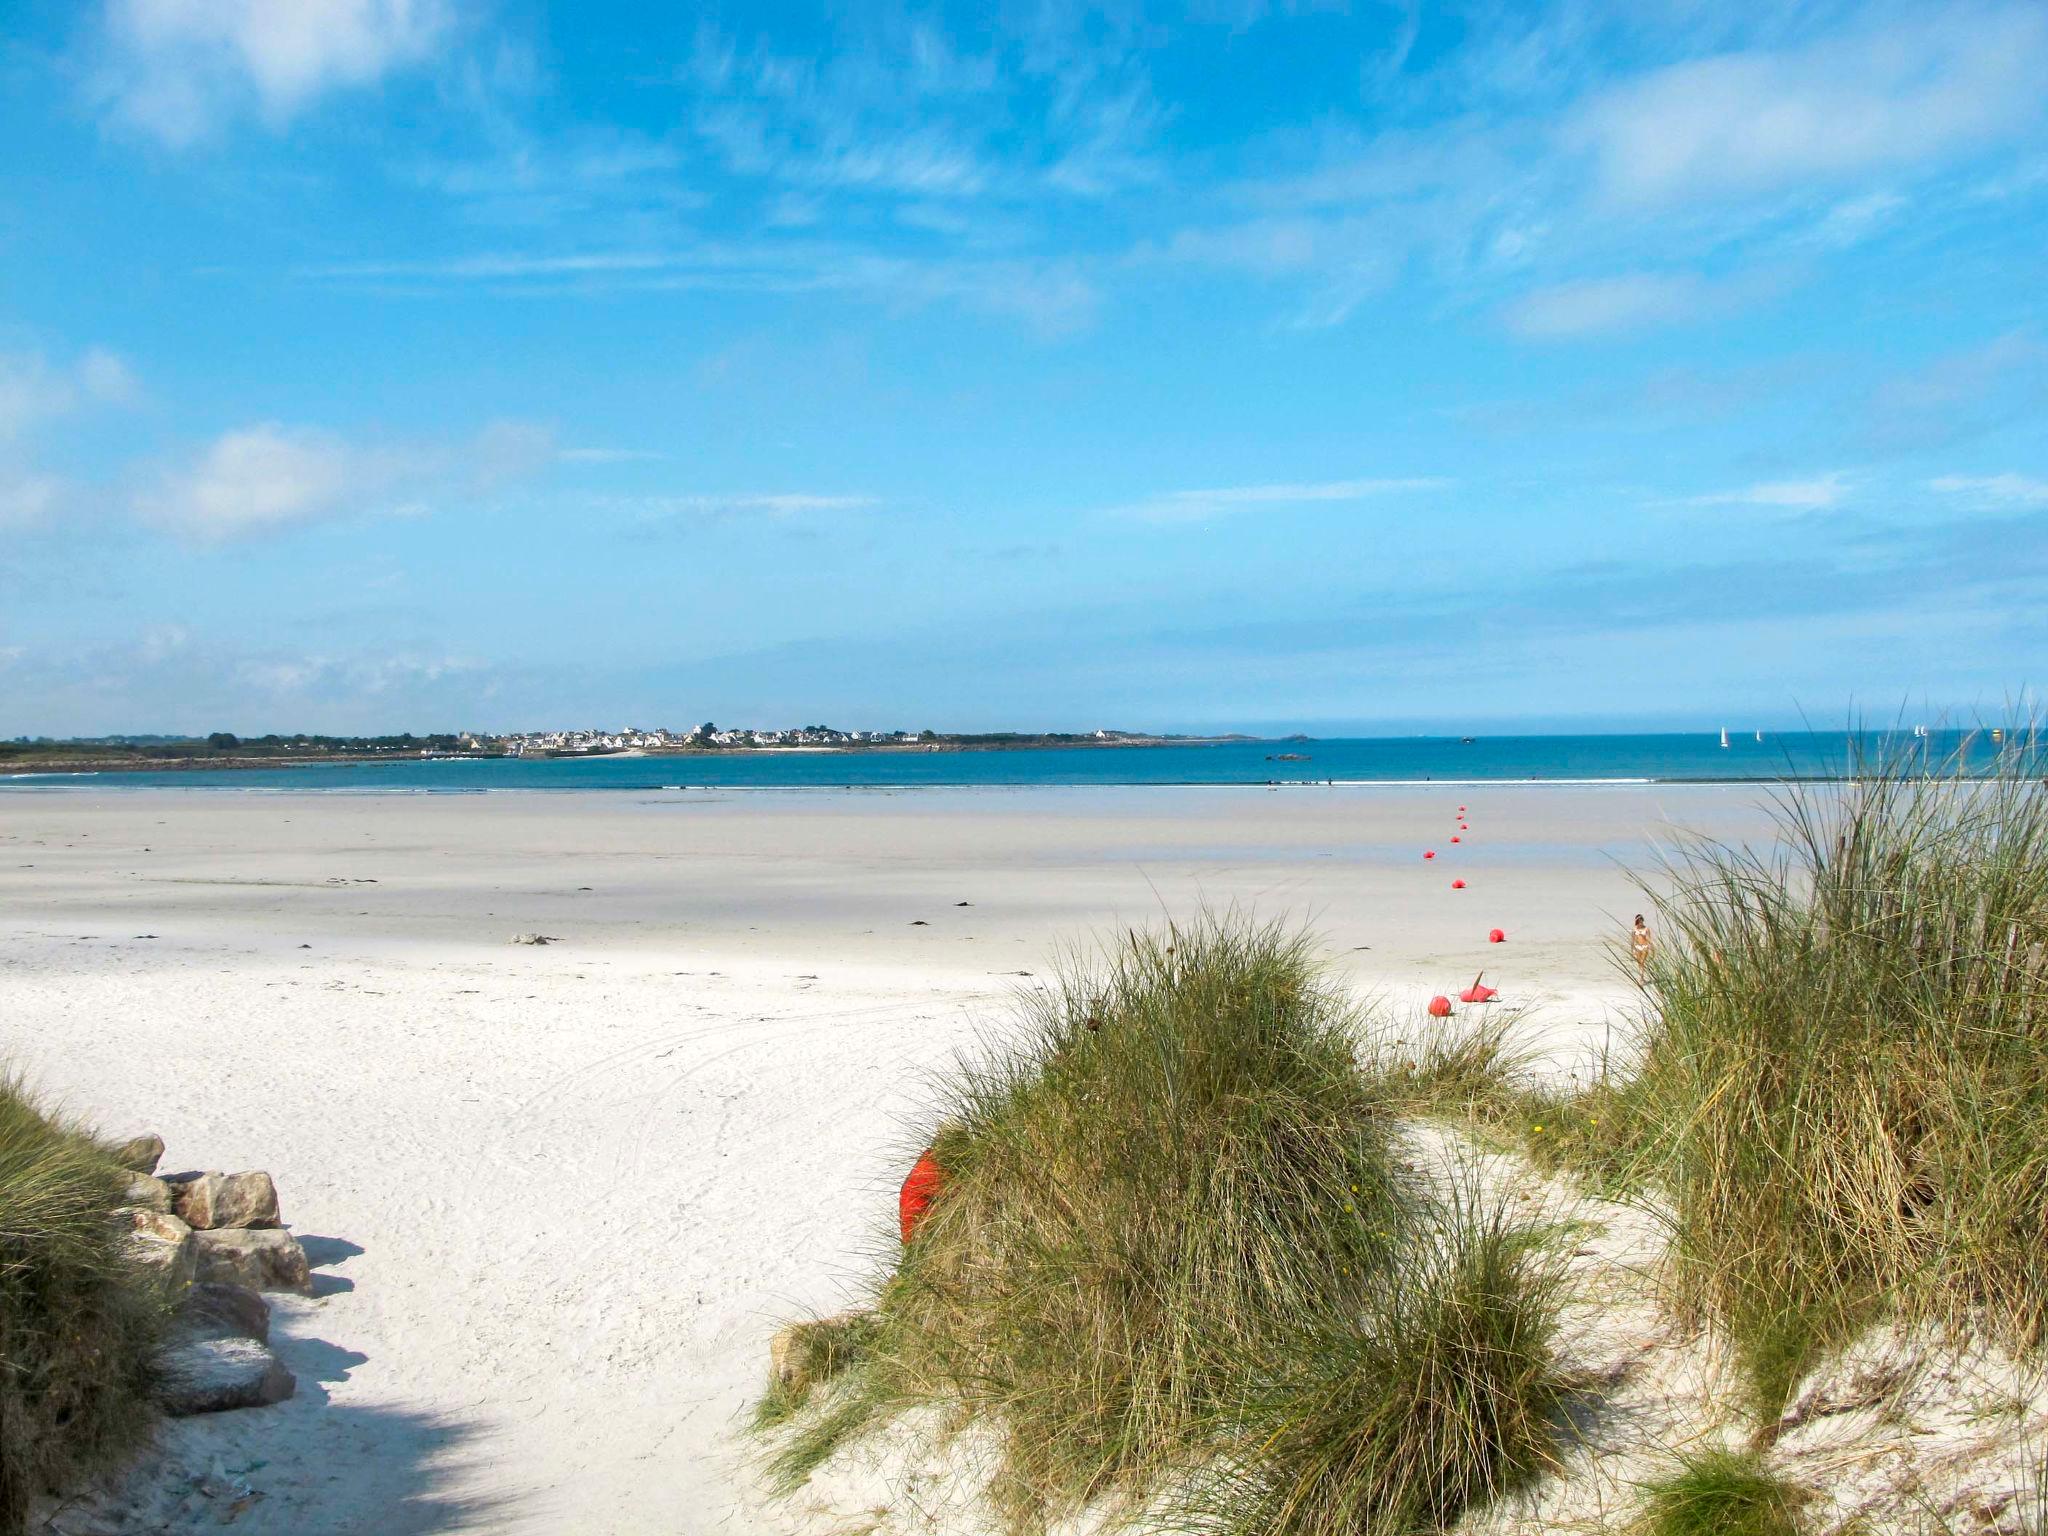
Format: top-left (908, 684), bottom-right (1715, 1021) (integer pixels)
top-left (1451, 879), bottom-right (1466, 889)
top-left (1427, 995), bottom-right (1453, 1017)
top-left (1488, 928), bottom-right (1505, 943)
top-left (900, 1148), bottom-right (947, 1243)
top-left (1451, 836), bottom-right (1461, 843)
top-left (1424, 850), bottom-right (1435, 859)
top-left (1459, 983), bottom-right (1499, 1003)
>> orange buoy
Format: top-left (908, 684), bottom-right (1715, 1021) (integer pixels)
top-left (1488, 928), bottom-right (1505, 943)
top-left (1451, 879), bottom-right (1466, 889)
top-left (900, 1148), bottom-right (947, 1243)
top-left (1427, 995), bottom-right (1453, 1018)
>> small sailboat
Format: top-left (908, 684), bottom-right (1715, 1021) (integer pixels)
top-left (1754, 730), bottom-right (1763, 743)
top-left (1719, 727), bottom-right (1730, 749)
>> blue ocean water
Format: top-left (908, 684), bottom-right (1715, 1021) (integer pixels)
top-left (1, 730), bottom-right (2019, 792)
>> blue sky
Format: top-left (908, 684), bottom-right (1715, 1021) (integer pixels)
top-left (2, 0), bottom-right (2044, 736)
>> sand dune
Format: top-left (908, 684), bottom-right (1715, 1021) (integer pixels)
top-left (0, 783), bottom-right (1774, 1533)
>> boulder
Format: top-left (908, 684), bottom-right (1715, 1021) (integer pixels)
top-left (111, 1134), bottom-right (165, 1174)
top-left (193, 1228), bottom-right (312, 1295)
top-left (126, 1209), bottom-right (196, 1289)
top-left (123, 1173), bottom-right (172, 1213)
top-left (155, 1337), bottom-right (295, 1415)
top-left (164, 1171), bottom-right (280, 1230)
top-left (174, 1282), bottom-right (271, 1345)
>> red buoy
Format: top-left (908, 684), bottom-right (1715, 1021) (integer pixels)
top-left (1458, 805), bottom-right (1466, 812)
top-left (1427, 995), bottom-right (1453, 1018)
top-left (1459, 983), bottom-right (1499, 1003)
top-left (1424, 850), bottom-right (1436, 859)
top-left (1451, 836), bottom-right (1461, 843)
top-left (900, 1148), bottom-right (946, 1243)
top-left (1451, 879), bottom-right (1466, 889)
top-left (1488, 928), bottom-right (1505, 943)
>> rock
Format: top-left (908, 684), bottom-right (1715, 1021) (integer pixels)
top-left (509, 932), bottom-right (554, 945)
top-left (174, 1282), bottom-right (271, 1345)
top-left (163, 1171), bottom-right (280, 1230)
top-left (155, 1337), bottom-right (295, 1415)
top-left (111, 1133), bottom-right (164, 1174)
top-left (126, 1208), bottom-right (196, 1289)
top-left (123, 1173), bottom-right (172, 1213)
top-left (192, 1228), bottom-right (312, 1295)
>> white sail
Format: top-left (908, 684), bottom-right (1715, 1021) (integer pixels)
top-left (1719, 727), bottom-right (1730, 749)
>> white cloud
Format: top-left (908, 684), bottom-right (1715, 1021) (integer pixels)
top-left (1682, 473), bottom-right (1850, 510)
top-left (1503, 273), bottom-right (1712, 338)
top-left (0, 346), bottom-right (137, 534)
top-left (0, 347), bottom-right (136, 441)
top-left (0, 473), bottom-right (64, 531)
top-left (1929, 473), bottom-right (2048, 508)
top-left (1569, 6), bottom-right (2048, 205)
top-left (96, 0), bottom-right (452, 146)
top-left (134, 420), bottom-right (553, 541)
top-left (1111, 477), bottom-right (1450, 525)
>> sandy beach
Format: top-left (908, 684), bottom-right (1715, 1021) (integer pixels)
top-left (0, 783), bottom-right (1777, 1534)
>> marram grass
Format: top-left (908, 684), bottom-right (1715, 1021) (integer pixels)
top-left (0, 1075), bottom-right (165, 1532)
top-left (1607, 737), bottom-right (2048, 1412)
top-left (758, 916), bottom-right (1569, 1534)
top-left (1633, 1448), bottom-right (1806, 1536)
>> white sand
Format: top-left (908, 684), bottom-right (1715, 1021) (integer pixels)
top-left (0, 782), bottom-right (1776, 1534)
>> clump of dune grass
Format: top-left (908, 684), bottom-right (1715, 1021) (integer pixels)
top-left (1634, 1448), bottom-right (1806, 1536)
top-left (1182, 1191), bottom-right (1567, 1535)
top-left (757, 916), bottom-right (1569, 1533)
top-left (0, 1076), bottom-right (165, 1531)
top-left (1614, 731), bottom-right (2048, 1411)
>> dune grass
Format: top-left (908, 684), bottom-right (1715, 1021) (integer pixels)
top-left (758, 916), bottom-right (1569, 1533)
top-left (0, 1076), bottom-right (164, 1531)
top-left (1590, 734), bottom-right (2048, 1412)
top-left (1634, 1448), bottom-right (1806, 1536)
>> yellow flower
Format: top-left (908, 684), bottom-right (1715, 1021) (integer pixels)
top-left (1532, 1125), bottom-right (1545, 1134)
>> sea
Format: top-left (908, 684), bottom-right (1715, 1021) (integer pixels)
top-left (1, 730), bottom-right (2026, 792)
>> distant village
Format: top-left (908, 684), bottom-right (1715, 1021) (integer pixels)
top-left (482, 725), bottom-right (1148, 756)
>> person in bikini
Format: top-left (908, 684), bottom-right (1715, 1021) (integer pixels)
top-left (1630, 913), bottom-right (1653, 981)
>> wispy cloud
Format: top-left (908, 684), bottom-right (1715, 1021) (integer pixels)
top-left (1681, 472), bottom-right (1851, 510)
top-left (298, 245), bottom-right (1101, 337)
top-left (623, 492), bottom-right (881, 535)
top-left (1110, 477), bottom-right (1450, 525)
top-left (1567, 6), bottom-right (2048, 205)
top-left (0, 346), bottom-right (138, 534)
top-left (92, 0), bottom-right (453, 147)
top-left (133, 419), bottom-right (553, 542)
top-left (1502, 269), bottom-right (1781, 339)
top-left (1929, 472), bottom-right (2048, 508)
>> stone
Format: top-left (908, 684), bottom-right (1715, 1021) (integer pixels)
top-left (509, 932), bottom-right (554, 945)
top-left (126, 1208), bottom-right (196, 1289)
top-left (110, 1133), bottom-right (164, 1174)
top-left (154, 1337), bottom-right (295, 1415)
top-left (193, 1228), bottom-right (313, 1295)
top-left (163, 1171), bottom-right (281, 1230)
top-left (123, 1173), bottom-right (172, 1213)
top-left (174, 1282), bottom-right (271, 1345)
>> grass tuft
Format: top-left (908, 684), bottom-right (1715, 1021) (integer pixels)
top-left (1610, 734), bottom-right (2048, 1411)
top-left (756, 915), bottom-right (1569, 1533)
top-left (1634, 1448), bottom-right (1806, 1536)
top-left (0, 1075), bottom-right (165, 1532)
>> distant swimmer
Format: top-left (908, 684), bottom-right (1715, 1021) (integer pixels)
top-left (1630, 913), bottom-right (1653, 980)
